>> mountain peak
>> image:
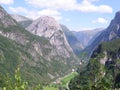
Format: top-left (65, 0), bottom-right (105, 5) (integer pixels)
top-left (27, 16), bottom-right (75, 58)
top-left (35, 16), bottom-right (61, 30)
top-left (27, 16), bottom-right (61, 37)
top-left (114, 11), bottom-right (120, 23)
top-left (115, 11), bottom-right (120, 18)
top-left (0, 5), bottom-right (17, 27)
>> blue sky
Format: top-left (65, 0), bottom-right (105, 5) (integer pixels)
top-left (0, 0), bottom-right (119, 31)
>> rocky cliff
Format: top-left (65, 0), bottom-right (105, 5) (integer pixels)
top-left (61, 24), bottom-right (83, 55)
top-left (26, 16), bottom-right (76, 59)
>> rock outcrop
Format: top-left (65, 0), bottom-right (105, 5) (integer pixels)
top-left (27, 16), bottom-right (76, 58)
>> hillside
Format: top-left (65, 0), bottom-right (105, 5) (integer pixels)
top-left (69, 38), bottom-right (120, 90)
top-left (0, 5), bottom-right (79, 86)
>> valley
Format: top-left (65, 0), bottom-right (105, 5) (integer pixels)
top-left (0, 1), bottom-right (120, 90)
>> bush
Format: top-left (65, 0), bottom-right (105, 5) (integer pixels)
top-left (0, 68), bottom-right (43, 90)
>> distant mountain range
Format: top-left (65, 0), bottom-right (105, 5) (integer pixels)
top-left (72, 28), bottom-right (104, 48)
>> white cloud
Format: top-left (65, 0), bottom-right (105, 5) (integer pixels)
top-left (97, 5), bottom-right (113, 13)
top-left (25, 0), bottom-right (113, 13)
top-left (9, 7), bottom-right (62, 21)
top-left (37, 9), bottom-right (62, 20)
top-left (71, 27), bottom-right (95, 31)
top-left (76, 0), bottom-right (112, 13)
top-left (25, 0), bottom-right (77, 10)
top-left (0, 0), bottom-right (14, 5)
top-left (92, 17), bottom-right (108, 24)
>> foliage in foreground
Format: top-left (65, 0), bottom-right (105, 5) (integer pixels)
top-left (0, 68), bottom-right (43, 90)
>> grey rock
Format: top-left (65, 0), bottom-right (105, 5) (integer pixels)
top-left (27, 16), bottom-right (76, 58)
top-left (0, 6), bottom-right (17, 27)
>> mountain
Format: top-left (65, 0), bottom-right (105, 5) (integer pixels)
top-left (72, 28), bottom-right (103, 48)
top-left (11, 14), bottom-right (83, 56)
top-left (61, 24), bottom-right (83, 55)
top-left (69, 11), bottom-right (120, 90)
top-left (14, 15), bottom-right (83, 56)
top-left (26, 16), bottom-right (77, 59)
top-left (69, 38), bottom-right (120, 90)
top-left (11, 14), bottom-right (33, 28)
top-left (84, 11), bottom-right (120, 57)
top-left (0, 5), bottom-right (79, 85)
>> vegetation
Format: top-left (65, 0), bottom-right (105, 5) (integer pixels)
top-left (0, 23), bottom-right (76, 85)
top-left (61, 72), bottom-right (78, 88)
top-left (43, 86), bottom-right (58, 90)
top-left (0, 67), bottom-right (77, 90)
top-left (69, 39), bottom-right (120, 90)
top-left (0, 68), bottom-right (43, 90)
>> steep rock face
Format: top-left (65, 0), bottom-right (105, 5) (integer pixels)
top-left (27, 16), bottom-right (75, 58)
top-left (84, 11), bottom-right (120, 57)
top-left (61, 24), bottom-right (83, 55)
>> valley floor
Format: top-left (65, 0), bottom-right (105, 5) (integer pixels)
top-left (43, 72), bottom-right (78, 90)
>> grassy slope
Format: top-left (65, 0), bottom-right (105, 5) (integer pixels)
top-left (0, 33), bottom-right (51, 85)
top-left (0, 35), bottom-right (19, 76)
top-left (43, 86), bottom-right (58, 90)
top-left (102, 38), bottom-right (120, 52)
top-left (42, 72), bottom-right (77, 90)
top-left (61, 72), bottom-right (78, 87)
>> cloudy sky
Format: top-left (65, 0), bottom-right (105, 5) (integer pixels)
top-left (0, 0), bottom-right (119, 31)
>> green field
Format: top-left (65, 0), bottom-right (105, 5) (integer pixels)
top-left (43, 72), bottom-right (78, 90)
top-left (61, 72), bottom-right (78, 87)
top-left (43, 86), bottom-right (58, 90)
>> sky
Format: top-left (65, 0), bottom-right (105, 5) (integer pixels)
top-left (0, 0), bottom-right (120, 31)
